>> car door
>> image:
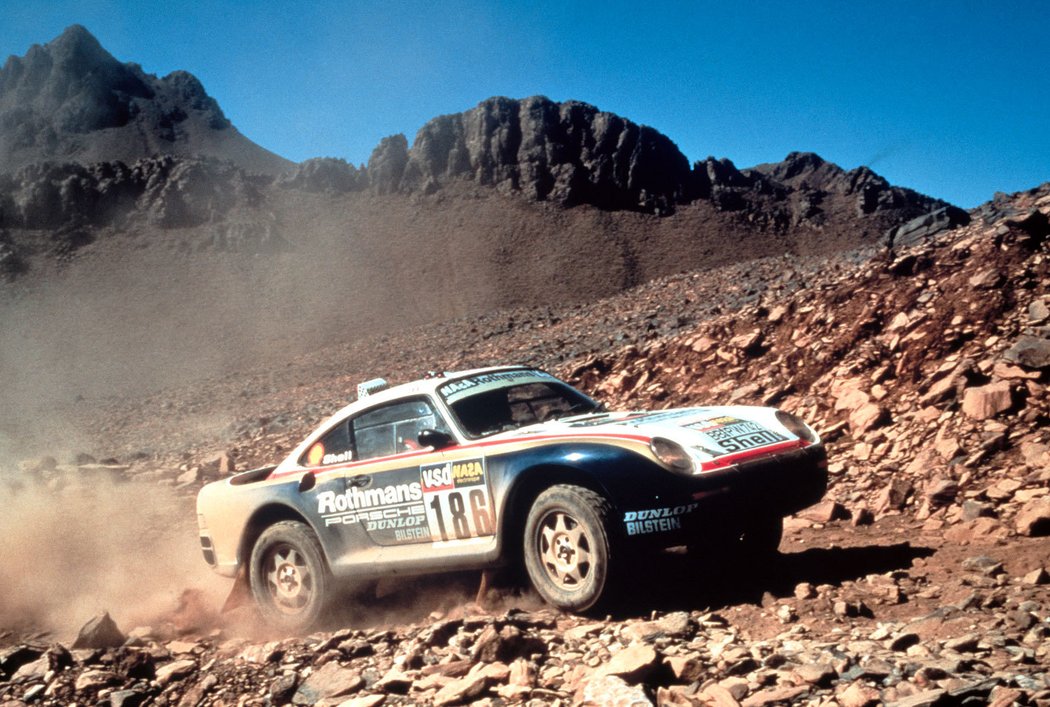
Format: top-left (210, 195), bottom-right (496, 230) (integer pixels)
top-left (345, 397), bottom-right (451, 547)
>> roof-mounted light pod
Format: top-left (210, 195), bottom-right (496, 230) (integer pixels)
top-left (357, 378), bottom-right (389, 399)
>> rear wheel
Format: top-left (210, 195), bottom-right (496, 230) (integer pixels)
top-left (523, 485), bottom-right (615, 612)
top-left (249, 520), bottom-right (331, 631)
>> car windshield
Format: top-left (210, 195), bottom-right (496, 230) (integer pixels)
top-left (439, 370), bottom-right (601, 438)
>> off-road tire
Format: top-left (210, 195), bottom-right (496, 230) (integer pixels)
top-left (523, 484), bottom-right (615, 612)
top-left (249, 520), bottom-right (331, 631)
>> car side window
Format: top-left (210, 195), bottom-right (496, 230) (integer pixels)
top-left (352, 398), bottom-right (450, 461)
top-left (302, 421), bottom-right (352, 467)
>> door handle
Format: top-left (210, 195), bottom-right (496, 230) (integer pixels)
top-left (349, 475), bottom-right (371, 488)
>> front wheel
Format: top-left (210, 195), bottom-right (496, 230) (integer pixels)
top-left (523, 485), bottom-right (615, 612)
top-left (249, 520), bottom-right (331, 631)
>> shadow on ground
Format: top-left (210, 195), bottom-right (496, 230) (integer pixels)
top-left (612, 541), bottom-right (936, 616)
top-left (222, 541), bottom-right (937, 638)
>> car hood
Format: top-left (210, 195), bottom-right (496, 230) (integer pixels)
top-left (481, 406), bottom-right (815, 463)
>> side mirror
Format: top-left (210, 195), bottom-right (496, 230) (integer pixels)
top-left (418, 428), bottom-right (455, 450)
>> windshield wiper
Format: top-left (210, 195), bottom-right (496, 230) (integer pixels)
top-left (556, 402), bottom-right (604, 418)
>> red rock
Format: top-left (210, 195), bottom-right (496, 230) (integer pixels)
top-left (961, 381), bottom-right (1013, 420)
top-left (943, 517), bottom-right (1005, 544)
top-left (700, 683), bottom-right (743, 707)
top-left (507, 657), bottom-right (535, 687)
top-left (339, 695), bottom-right (386, 707)
top-left (600, 644), bottom-right (660, 683)
top-left (838, 680), bottom-right (881, 707)
top-left (875, 479), bottom-right (913, 513)
top-left (656, 685), bottom-right (703, 706)
top-left (923, 477), bottom-right (959, 507)
top-left (576, 674), bottom-right (653, 706)
top-left (155, 659), bottom-right (197, 687)
top-left (740, 684), bottom-right (809, 706)
top-left (849, 403), bottom-right (889, 435)
top-left (1015, 498), bottom-right (1050, 536)
top-left (988, 686), bottom-right (1025, 707)
top-left (432, 672), bottom-right (489, 706)
top-left (664, 655), bottom-right (704, 683)
top-left (835, 386), bottom-right (871, 412)
top-left (798, 500), bottom-right (848, 523)
top-left (934, 435), bottom-right (961, 460)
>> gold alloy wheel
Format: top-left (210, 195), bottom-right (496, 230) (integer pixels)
top-left (536, 510), bottom-right (594, 590)
top-left (265, 544), bottom-right (314, 614)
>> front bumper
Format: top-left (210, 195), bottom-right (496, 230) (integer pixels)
top-left (620, 443), bottom-right (828, 544)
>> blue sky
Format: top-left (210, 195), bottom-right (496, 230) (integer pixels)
top-left (2, 1), bottom-right (1047, 208)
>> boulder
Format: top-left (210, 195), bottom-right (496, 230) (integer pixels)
top-left (72, 611), bottom-right (126, 649)
top-left (1015, 498), bottom-right (1050, 536)
top-left (599, 644), bottom-right (660, 683)
top-left (889, 205), bottom-right (970, 247)
top-left (1003, 336), bottom-right (1050, 370)
top-left (961, 382), bottom-right (1013, 420)
top-left (849, 403), bottom-right (889, 435)
top-left (291, 662), bottom-right (363, 704)
top-left (798, 500), bottom-right (849, 523)
top-left (576, 674), bottom-right (653, 706)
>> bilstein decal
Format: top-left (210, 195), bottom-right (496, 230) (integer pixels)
top-left (624, 503), bottom-right (698, 536)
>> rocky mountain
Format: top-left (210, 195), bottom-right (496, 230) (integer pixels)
top-left (300, 97), bottom-right (959, 232)
top-left (0, 28), bottom-right (963, 249)
top-left (0, 25), bottom-right (290, 175)
top-left (0, 26), bottom-right (977, 447)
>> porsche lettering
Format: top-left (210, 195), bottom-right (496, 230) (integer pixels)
top-left (322, 503), bottom-right (427, 527)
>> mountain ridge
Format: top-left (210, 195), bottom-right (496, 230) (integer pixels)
top-left (0, 25), bottom-right (291, 175)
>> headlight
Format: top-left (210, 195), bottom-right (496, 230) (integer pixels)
top-left (776, 410), bottom-right (817, 443)
top-left (650, 437), bottom-right (694, 474)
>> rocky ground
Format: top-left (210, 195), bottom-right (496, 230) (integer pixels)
top-left (1, 183), bottom-right (1049, 705)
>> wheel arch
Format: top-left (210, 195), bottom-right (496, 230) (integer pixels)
top-left (498, 463), bottom-right (615, 567)
top-left (238, 503), bottom-right (319, 567)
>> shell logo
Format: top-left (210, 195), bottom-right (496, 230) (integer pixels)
top-left (307, 442), bottom-right (325, 466)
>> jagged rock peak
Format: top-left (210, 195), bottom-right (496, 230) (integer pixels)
top-left (0, 25), bottom-right (290, 175)
top-left (367, 96), bottom-right (692, 213)
top-left (751, 151), bottom-right (847, 188)
top-left (31, 23), bottom-right (111, 73)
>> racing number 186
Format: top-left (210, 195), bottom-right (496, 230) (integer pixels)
top-left (428, 489), bottom-right (493, 541)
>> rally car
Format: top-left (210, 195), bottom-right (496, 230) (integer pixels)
top-left (197, 366), bottom-right (827, 629)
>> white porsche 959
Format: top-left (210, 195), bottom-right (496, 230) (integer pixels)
top-left (197, 366), bottom-right (827, 629)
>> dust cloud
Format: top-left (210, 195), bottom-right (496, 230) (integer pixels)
top-left (0, 471), bottom-right (229, 641)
